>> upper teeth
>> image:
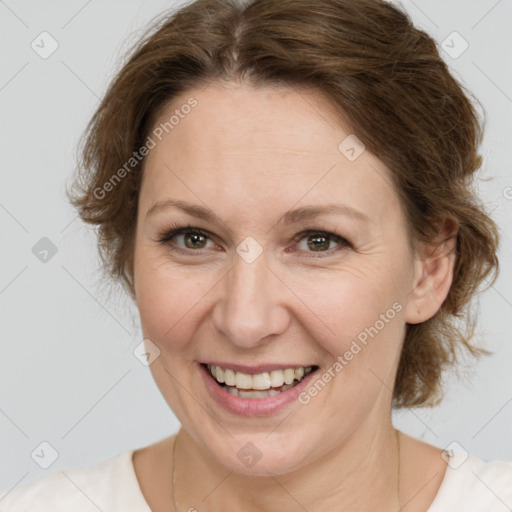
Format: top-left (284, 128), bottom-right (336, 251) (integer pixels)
top-left (207, 364), bottom-right (313, 390)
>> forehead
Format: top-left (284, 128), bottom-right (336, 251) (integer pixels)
top-left (149, 82), bottom-right (350, 166)
top-left (139, 82), bottom-right (402, 229)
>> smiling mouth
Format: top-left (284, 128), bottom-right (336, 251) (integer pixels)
top-left (204, 363), bottom-right (319, 399)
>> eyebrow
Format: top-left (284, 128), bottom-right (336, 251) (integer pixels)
top-left (145, 198), bottom-right (370, 228)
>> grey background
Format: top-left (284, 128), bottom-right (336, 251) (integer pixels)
top-left (1, 0), bottom-right (511, 492)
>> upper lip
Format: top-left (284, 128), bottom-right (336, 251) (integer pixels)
top-left (200, 361), bottom-right (317, 374)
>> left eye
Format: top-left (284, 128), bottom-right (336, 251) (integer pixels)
top-left (293, 230), bottom-right (350, 256)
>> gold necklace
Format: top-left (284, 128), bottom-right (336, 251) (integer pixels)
top-left (171, 428), bottom-right (401, 511)
top-left (171, 430), bottom-right (179, 512)
top-left (396, 428), bottom-right (402, 510)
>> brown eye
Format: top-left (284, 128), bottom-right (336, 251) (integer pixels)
top-left (158, 225), bottom-right (216, 253)
top-left (183, 232), bottom-right (208, 249)
top-left (307, 233), bottom-right (331, 251)
top-left (294, 230), bottom-right (350, 257)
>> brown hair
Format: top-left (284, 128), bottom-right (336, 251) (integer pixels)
top-left (67, 0), bottom-right (500, 408)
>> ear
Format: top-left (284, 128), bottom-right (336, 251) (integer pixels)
top-left (405, 219), bottom-right (458, 324)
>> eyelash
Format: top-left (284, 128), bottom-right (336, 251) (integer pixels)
top-left (156, 222), bottom-right (352, 259)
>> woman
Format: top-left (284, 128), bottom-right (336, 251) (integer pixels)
top-left (1, 0), bottom-right (510, 510)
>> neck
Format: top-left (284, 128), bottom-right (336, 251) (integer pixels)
top-left (172, 421), bottom-right (401, 511)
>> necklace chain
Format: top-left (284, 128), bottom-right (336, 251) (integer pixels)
top-left (396, 428), bottom-right (402, 510)
top-left (171, 430), bottom-right (179, 512)
top-left (171, 428), bottom-right (401, 511)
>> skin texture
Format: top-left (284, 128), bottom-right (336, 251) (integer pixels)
top-left (132, 81), bottom-right (455, 511)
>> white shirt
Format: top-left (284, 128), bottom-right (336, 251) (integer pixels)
top-left (1, 449), bottom-right (511, 511)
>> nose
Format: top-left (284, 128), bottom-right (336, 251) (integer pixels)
top-left (212, 247), bottom-right (290, 349)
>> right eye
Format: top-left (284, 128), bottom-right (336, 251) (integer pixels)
top-left (157, 224), bottom-right (218, 253)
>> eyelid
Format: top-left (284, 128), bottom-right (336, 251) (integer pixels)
top-left (158, 224), bottom-right (211, 243)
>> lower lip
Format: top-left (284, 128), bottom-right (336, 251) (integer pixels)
top-left (198, 363), bottom-right (317, 417)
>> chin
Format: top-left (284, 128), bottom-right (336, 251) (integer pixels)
top-left (200, 429), bottom-right (315, 477)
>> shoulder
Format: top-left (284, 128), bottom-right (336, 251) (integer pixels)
top-left (0, 449), bottom-right (151, 512)
top-left (428, 450), bottom-right (512, 511)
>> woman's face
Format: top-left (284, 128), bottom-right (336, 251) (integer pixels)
top-left (133, 82), bottom-right (421, 475)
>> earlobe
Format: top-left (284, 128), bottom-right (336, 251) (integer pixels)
top-left (405, 221), bottom-right (458, 325)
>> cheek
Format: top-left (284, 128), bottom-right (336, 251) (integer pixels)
top-left (296, 264), bottom-right (405, 343)
top-left (134, 254), bottom-right (213, 350)
top-left (289, 266), bottom-right (409, 396)
top-left (295, 273), bottom-right (406, 416)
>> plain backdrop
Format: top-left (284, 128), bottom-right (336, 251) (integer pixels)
top-left (1, 0), bottom-right (511, 492)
